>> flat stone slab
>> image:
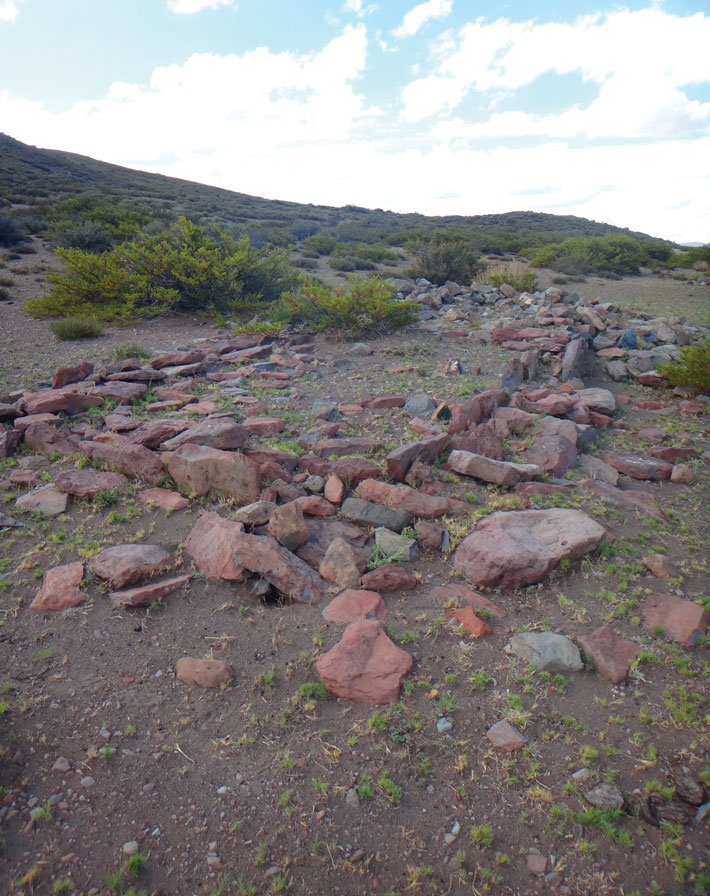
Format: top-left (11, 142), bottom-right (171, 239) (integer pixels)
top-left (175, 657), bottom-right (233, 688)
top-left (111, 574), bottom-right (190, 607)
top-left (604, 454), bottom-right (673, 481)
top-left (53, 470), bottom-right (128, 499)
top-left (506, 632), bottom-right (583, 673)
top-left (448, 450), bottom-right (542, 487)
top-left (355, 479), bottom-right (449, 519)
top-left (89, 544), bottom-right (172, 589)
top-left (162, 417), bottom-right (246, 451)
top-left (641, 594), bottom-right (710, 647)
top-left (577, 626), bottom-right (639, 684)
top-left (573, 388), bottom-right (616, 414)
top-left (315, 619), bottom-right (413, 704)
top-left (231, 532), bottom-right (327, 603)
top-left (16, 484), bottom-right (68, 517)
top-left (31, 562), bottom-right (86, 612)
top-left (168, 444), bottom-right (261, 504)
top-left (453, 509), bottom-right (606, 589)
top-left (185, 512), bottom-right (245, 580)
top-left (138, 487), bottom-right (189, 512)
top-left (581, 479), bottom-right (664, 520)
top-left (341, 497), bottom-right (413, 534)
top-left (322, 589), bottom-right (386, 623)
top-left (360, 563), bottom-right (417, 593)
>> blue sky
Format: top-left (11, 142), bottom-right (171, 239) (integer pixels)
top-left (1, 0), bottom-right (709, 241)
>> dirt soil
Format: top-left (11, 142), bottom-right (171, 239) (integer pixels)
top-left (0, 241), bottom-right (709, 896)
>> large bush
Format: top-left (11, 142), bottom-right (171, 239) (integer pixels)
top-left (278, 275), bottom-right (418, 338)
top-left (407, 235), bottom-right (483, 285)
top-left (528, 235), bottom-right (646, 276)
top-left (657, 340), bottom-right (710, 391)
top-left (0, 213), bottom-right (23, 247)
top-left (27, 217), bottom-right (300, 321)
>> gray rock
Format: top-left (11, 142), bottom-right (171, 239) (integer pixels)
top-left (304, 475), bottom-right (325, 494)
top-left (605, 360), bottom-right (628, 381)
top-left (404, 393), bottom-right (437, 418)
top-left (374, 527), bottom-right (418, 562)
top-left (584, 783), bottom-right (624, 810)
top-left (561, 335), bottom-right (590, 382)
top-left (577, 455), bottom-right (619, 486)
top-left (506, 632), bottom-right (583, 673)
top-left (448, 450), bottom-right (542, 487)
top-left (341, 497), bottom-right (413, 534)
top-left (312, 400), bottom-right (338, 421)
top-left (574, 388), bottom-right (616, 414)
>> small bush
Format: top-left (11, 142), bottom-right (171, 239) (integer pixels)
top-left (485, 263), bottom-right (538, 292)
top-left (54, 220), bottom-right (114, 254)
top-left (0, 286), bottom-right (10, 302)
top-left (110, 344), bottom-right (150, 361)
top-left (0, 213), bottom-right (23, 247)
top-left (408, 235), bottom-right (482, 285)
top-left (657, 339), bottom-right (710, 391)
top-left (279, 275), bottom-right (417, 339)
top-left (50, 316), bottom-right (104, 340)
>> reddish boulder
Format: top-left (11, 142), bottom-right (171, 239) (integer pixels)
top-left (231, 532), bottom-right (327, 603)
top-left (447, 607), bottom-right (494, 638)
top-left (451, 422), bottom-right (503, 460)
top-left (242, 417), bottom-right (286, 436)
top-left (315, 619), bottom-right (413, 704)
top-left (86, 382), bottom-right (146, 401)
top-left (151, 350), bottom-right (205, 369)
top-left (604, 454), bottom-right (672, 481)
top-left (31, 562), bottom-right (86, 612)
top-left (525, 434), bottom-right (578, 477)
top-left (310, 436), bottom-right (383, 457)
top-left (322, 589), bottom-right (386, 623)
top-left (670, 464), bottom-right (694, 484)
top-left (24, 422), bottom-right (78, 457)
top-left (453, 509), bottom-right (605, 589)
top-left (385, 433), bottom-right (450, 482)
top-left (138, 487), bottom-right (189, 512)
top-left (53, 470), bottom-right (128, 499)
top-left (486, 720), bottom-right (526, 751)
top-left (15, 484), bottom-right (68, 517)
top-left (268, 501), bottom-right (310, 550)
top-left (577, 626), bottom-right (639, 684)
top-left (24, 390), bottom-right (100, 416)
top-left (355, 479), bottom-right (449, 519)
top-left (89, 544), bottom-right (172, 589)
top-left (127, 420), bottom-right (189, 449)
top-left (80, 440), bottom-right (165, 485)
top-left (294, 495), bottom-right (336, 517)
top-left (175, 657), bottom-right (233, 688)
top-left (168, 444), bottom-right (261, 504)
top-left (360, 563), bottom-right (417, 593)
top-left (162, 417), bottom-right (246, 451)
top-left (51, 361), bottom-right (94, 389)
top-left (320, 537), bottom-right (363, 588)
top-left (185, 512), bottom-right (245, 580)
top-left (111, 574), bottom-right (190, 607)
top-left (641, 594), bottom-right (710, 647)
top-left (324, 474), bottom-right (345, 504)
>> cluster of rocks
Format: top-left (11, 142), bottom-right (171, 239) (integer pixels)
top-left (1, 282), bottom-right (709, 714)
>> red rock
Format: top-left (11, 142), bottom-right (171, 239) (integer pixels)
top-left (15, 484), bottom-right (68, 516)
top-left (242, 417), bottom-right (286, 436)
top-left (320, 537), bottom-right (363, 588)
top-left (448, 397), bottom-right (483, 435)
top-left (13, 413), bottom-right (62, 433)
top-left (604, 454), bottom-right (672, 480)
top-left (525, 434), bottom-right (577, 477)
top-left (0, 430), bottom-right (22, 458)
top-left (111, 574), bottom-right (191, 607)
top-left (636, 370), bottom-right (668, 387)
top-left (414, 520), bottom-right (448, 552)
top-left (528, 394), bottom-right (576, 417)
top-left (51, 361), bottom-right (94, 389)
top-left (175, 657), bottom-right (233, 688)
top-left (491, 326), bottom-right (520, 343)
top-left (53, 470), bottom-right (128, 499)
top-left (154, 387), bottom-right (197, 403)
top-left (385, 433), bottom-right (450, 482)
top-left (362, 396), bottom-right (405, 409)
top-left (297, 453), bottom-right (380, 486)
top-left (581, 479), bottom-right (664, 520)
top-left (501, 339), bottom-right (532, 351)
top-left (649, 446), bottom-right (697, 463)
top-left (125, 420), bottom-right (188, 449)
top-left (185, 512), bottom-right (245, 580)
top-left (409, 417), bottom-right (442, 436)
top-left (315, 619), bottom-right (413, 704)
top-left (454, 509), bottom-right (605, 589)
top-left (448, 450), bottom-right (541, 487)
top-left (231, 532), bottom-right (327, 603)
top-left (527, 853), bottom-right (548, 875)
top-left (86, 382), bottom-right (147, 401)
top-left (641, 594), bottom-right (710, 647)
top-left (492, 406), bottom-right (534, 435)
top-left (310, 436), bottom-right (383, 457)
top-left (10, 469), bottom-right (38, 486)
top-left (447, 607), bottom-right (493, 637)
top-left (104, 413), bottom-right (142, 432)
top-left (577, 626), bottom-right (639, 684)
top-left (642, 554), bottom-right (677, 579)
top-left (355, 479), bottom-right (449, 519)
top-left (339, 403), bottom-right (365, 415)
top-left (589, 411), bottom-right (613, 427)
top-left (486, 720), bottom-right (526, 751)
top-left (268, 501), bottom-right (310, 550)
top-left (244, 447), bottom-right (299, 473)
top-left (322, 589), bottom-right (386, 623)
top-left (294, 495), bottom-right (336, 517)
top-left (31, 562), bottom-right (86, 612)
top-left (168, 444), bottom-right (261, 503)
top-left (636, 400), bottom-right (663, 410)
top-left (680, 400), bottom-right (705, 415)
top-left (360, 563), bottom-right (417, 593)
top-left (23, 390), bottom-right (101, 416)
top-left (162, 417), bottom-right (246, 451)
top-left (89, 544), bottom-right (172, 589)
top-left (670, 464), bottom-right (694, 484)
top-left (80, 440), bottom-right (165, 485)
top-left (151, 350), bottom-right (205, 369)
top-left (138, 487), bottom-right (189, 511)
top-left (451, 422), bottom-right (504, 460)
top-left (429, 584), bottom-right (505, 619)
top-left (324, 474), bottom-right (345, 504)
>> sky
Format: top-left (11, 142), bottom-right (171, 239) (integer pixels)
top-left (1, 0), bottom-right (709, 242)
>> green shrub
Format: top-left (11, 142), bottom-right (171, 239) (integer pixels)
top-left (329, 255), bottom-right (376, 272)
top-left (485, 263), bottom-right (538, 292)
top-left (110, 344), bottom-right (150, 361)
top-left (657, 339), bottom-right (710, 391)
top-left (407, 235), bottom-right (482, 285)
top-left (54, 220), bottom-right (114, 254)
top-left (0, 213), bottom-right (22, 247)
top-left (528, 235), bottom-right (645, 276)
top-left (27, 217), bottom-right (300, 321)
top-left (0, 286), bottom-right (10, 302)
top-left (303, 233), bottom-right (338, 255)
top-left (50, 316), bottom-right (104, 340)
top-left (279, 275), bottom-right (417, 338)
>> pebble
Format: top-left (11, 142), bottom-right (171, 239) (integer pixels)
top-left (80, 776), bottom-right (95, 788)
top-left (122, 840), bottom-right (139, 856)
top-left (436, 717), bottom-right (453, 733)
top-left (345, 787), bottom-right (360, 807)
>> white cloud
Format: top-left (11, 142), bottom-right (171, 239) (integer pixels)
top-left (0, 0), bottom-right (22, 24)
top-left (394, 0), bottom-right (452, 39)
top-left (343, 0), bottom-right (361, 12)
top-left (167, 0), bottom-right (234, 14)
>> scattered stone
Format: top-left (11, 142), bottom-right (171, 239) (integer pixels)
top-left (111, 574), bottom-right (190, 607)
top-left (429, 584), bottom-right (505, 619)
top-left (403, 393), bottom-right (437, 417)
top-left (322, 589), bottom-right (386, 623)
top-left (162, 417), bottom-right (246, 451)
top-left (526, 434), bottom-right (577, 477)
top-left (577, 626), bottom-right (639, 684)
top-left (24, 421), bottom-right (78, 457)
top-left (324, 474), bottom-right (345, 504)
top-left (447, 606), bottom-right (493, 638)
top-left (341, 497), bottom-right (413, 534)
top-left (584, 783), bottom-right (624, 810)
top-left (80, 440), bottom-right (165, 485)
top-left (574, 387), bottom-right (616, 413)
top-left (233, 501), bottom-right (277, 526)
top-left (319, 537), bottom-right (363, 588)
top-left (51, 361), bottom-right (94, 389)
top-left (486, 719), bottom-right (526, 751)
top-left (454, 509), bottom-right (605, 589)
top-left (641, 594), bottom-right (710, 647)
top-left (356, 479), bottom-right (448, 519)
top-left (185, 512), bottom-right (245, 580)
top-left (670, 463), bottom-right (694, 484)
top-left (374, 527), bottom-right (418, 562)
top-left (315, 619), bottom-right (413, 704)
top-left (138, 487), bottom-right (189, 512)
top-left (581, 479), bottom-right (664, 520)
top-left (604, 454), bottom-right (673, 481)
top-left (268, 501), bottom-right (310, 550)
top-left (448, 450), bottom-right (542, 487)
top-left (31, 562), bottom-right (86, 612)
top-left (385, 433), bottom-right (450, 482)
top-left (360, 563), bottom-right (417, 593)
top-left (414, 520), bottom-right (449, 552)
top-left (53, 470), bottom-right (128, 499)
top-left (176, 658), bottom-right (233, 688)
top-left (527, 851), bottom-right (548, 875)
top-left (16, 484), bottom-right (68, 517)
top-left (642, 554), bottom-right (677, 579)
top-left (577, 455), bottom-right (619, 486)
top-left (231, 532), bottom-right (327, 603)
top-left (506, 632), bottom-right (583, 673)
top-left (90, 544), bottom-right (172, 589)
top-left (168, 445), bottom-right (261, 503)
top-left (51, 756), bottom-right (71, 774)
